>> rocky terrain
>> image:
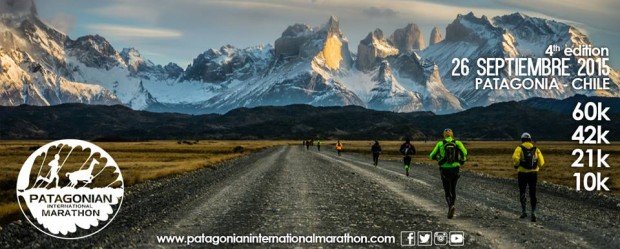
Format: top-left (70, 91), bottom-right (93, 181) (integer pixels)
top-left (429, 27), bottom-right (444, 45)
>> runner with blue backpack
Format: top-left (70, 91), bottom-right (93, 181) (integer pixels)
top-left (429, 128), bottom-right (468, 219)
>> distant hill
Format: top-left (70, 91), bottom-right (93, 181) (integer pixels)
top-left (0, 95), bottom-right (617, 140)
top-left (521, 95), bottom-right (620, 115)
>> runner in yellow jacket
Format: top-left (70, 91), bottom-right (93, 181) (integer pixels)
top-left (512, 132), bottom-right (545, 222)
top-left (336, 140), bottom-right (344, 156)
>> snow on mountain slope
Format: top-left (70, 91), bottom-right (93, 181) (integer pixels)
top-left (493, 13), bottom-right (581, 57)
top-left (0, 0), bottom-right (617, 115)
top-left (389, 53), bottom-right (463, 113)
top-left (423, 12), bottom-right (507, 91)
top-left (183, 44), bottom-right (272, 83)
top-left (204, 63), bottom-right (362, 112)
top-left (0, 0), bottom-right (204, 109)
top-left (367, 60), bottom-right (423, 112)
top-left (0, 1), bottom-right (119, 106)
top-left (193, 16), bottom-right (363, 113)
top-left (120, 47), bottom-right (150, 74)
top-left (0, 48), bottom-right (118, 106)
top-left (422, 38), bottom-right (513, 107)
top-left (66, 56), bottom-right (150, 108)
top-left (356, 28), bottom-right (399, 72)
top-left (422, 12), bottom-right (619, 106)
top-left (337, 50), bottom-right (462, 113)
top-left (493, 13), bottom-right (619, 98)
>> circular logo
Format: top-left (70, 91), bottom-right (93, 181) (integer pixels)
top-left (16, 139), bottom-right (124, 239)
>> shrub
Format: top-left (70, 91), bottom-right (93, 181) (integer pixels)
top-left (232, 146), bottom-right (244, 153)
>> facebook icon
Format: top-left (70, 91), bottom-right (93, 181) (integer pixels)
top-left (400, 231), bottom-right (416, 246)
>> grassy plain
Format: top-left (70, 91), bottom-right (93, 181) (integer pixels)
top-left (0, 140), bottom-right (290, 224)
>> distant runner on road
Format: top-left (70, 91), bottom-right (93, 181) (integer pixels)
top-left (399, 137), bottom-right (416, 177)
top-left (512, 132), bottom-right (545, 222)
top-left (336, 140), bottom-right (344, 156)
top-left (316, 140), bottom-right (321, 151)
top-left (371, 140), bottom-right (382, 166)
top-left (429, 128), bottom-right (467, 219)
top-left (305, 140), bottom-right (311, 150)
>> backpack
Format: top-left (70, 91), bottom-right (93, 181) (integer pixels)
top-left (439, 139), bottom-right (461, 165)
top-left (402, 143), bottom-right (414, 156)
top-left (519, 146), bottom-right (537, 169)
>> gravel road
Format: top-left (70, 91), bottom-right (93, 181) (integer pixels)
top-left (1, 145), bottom-right (618, 248)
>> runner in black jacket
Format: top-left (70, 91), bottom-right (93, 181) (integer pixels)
top-left (399, 137), bottom-right (416, 176)
top-left (371, 140), bottom-right (382, 166)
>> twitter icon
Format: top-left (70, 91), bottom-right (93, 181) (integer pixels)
top-left (418, 231), bottom-right (432, 246)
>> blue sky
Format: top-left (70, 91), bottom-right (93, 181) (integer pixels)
top-left (35, 0), bottom-right (619, 68)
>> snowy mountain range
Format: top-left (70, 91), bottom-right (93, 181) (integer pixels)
top-left (0, 0), bottom-right (618, 114)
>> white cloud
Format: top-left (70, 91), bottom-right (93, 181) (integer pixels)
top-left (89, 2), bottom-right (162, 23)
top-left (86, 24), bottom-right (182, 39)
top-left (363, 7), bottom-right (399, 18)
top-left (44, 13), bottom-right (76, 34)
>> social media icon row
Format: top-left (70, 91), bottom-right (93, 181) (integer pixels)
top-left (400, 231), bottom-right (464, 246)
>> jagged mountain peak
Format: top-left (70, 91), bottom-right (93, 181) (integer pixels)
top-left (204, 44), bottom-right (236, 58)
top-left (308, 16), bottom-right (353, 70)
top-left (498, 12), bottom-right (528, 22)
top-left (429, 27), bottom-right (443, 45)
top-left (163, 62), bottom-right (184, 78)
top-left (493, 12), bottom-right (591, 56)
top-left (120, 47), bottom-right (157, 74)
top-left (377, 60), bottom-right (392, 80)
top-left (72, 34), bottom-right (116, 53)
top-left (281, 23), bottom-right (313, 37)
top-left (120, 47), bottom-right (143, 64)
top-left (183, 44), bottom-right (272, 82)
top-left (361, 28), bottom-right (387, 44)
top-left (274, 16), bottom-right (350, 63)
top-left (446, 12), bottom-right (503, 43)
top-left (323, 15), bottom-right (340, 34)
top-left (493, 12), bottom-right (565, 32)
top-left (459, 11), bottom-right (491, 23)
top-left (67, 34), bottom-right (123, 69)
top-left (120, 47), bottom-right (141, 57)
top-left (356, 28), bottom-right (398, 71)
top-left (390, 23), bottom-right (425, 51)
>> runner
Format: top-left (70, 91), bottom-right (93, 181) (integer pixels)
top-left (316, 140), bottom-right (321, 151)
top-left (371, 140), bottom-right (382, 166)
top-left (512, 132), bottom-right (545, 222)
top-left (399, 137), bottom-right (416, 176)
top-left (305, 140), bottom-right (311, 150)
top-left (429, 128), bottom-right (467, 219)
top-left (336, 140), bottom-right (344, 156)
